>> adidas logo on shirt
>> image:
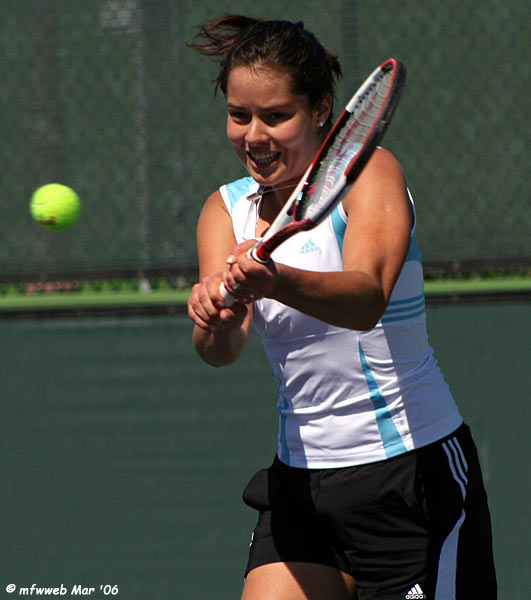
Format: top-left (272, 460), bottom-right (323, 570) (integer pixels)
top-left (405, 584), bottom-right (426, 599)
top-left (299, 239), bottom-right (321, 254)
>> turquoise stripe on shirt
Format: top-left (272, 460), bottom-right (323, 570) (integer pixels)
top-left (359, 341), bottom-right (407, 458)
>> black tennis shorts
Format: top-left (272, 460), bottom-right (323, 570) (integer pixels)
top-left (242, 423), bottom-right (497, 599)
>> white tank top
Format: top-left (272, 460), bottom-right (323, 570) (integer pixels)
top-left (221, 177), bottom-right (462, 468)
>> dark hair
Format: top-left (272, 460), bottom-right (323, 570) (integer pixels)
top-left (187, 15), bottom-right (342, 121)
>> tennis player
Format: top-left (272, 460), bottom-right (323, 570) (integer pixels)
top-left (187, 16), bottom-right (497, 600)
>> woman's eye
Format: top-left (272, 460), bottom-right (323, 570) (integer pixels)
top-left (267, 113), bottom-right (287, 124)
top-left (229, 111), bottom-right (249, 123)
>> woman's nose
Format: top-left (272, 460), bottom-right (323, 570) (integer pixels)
top-left (245, 117), bottom-right (269, 145)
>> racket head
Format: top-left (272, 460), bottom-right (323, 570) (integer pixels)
top-left (295, 58), bottom-right (406, 223)
top-left (251, 58), bottom-right (406, 263)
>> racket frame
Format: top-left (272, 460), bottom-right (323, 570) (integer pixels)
top-left (252, 58), bottom-right (406, 262)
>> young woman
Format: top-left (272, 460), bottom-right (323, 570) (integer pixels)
top-left (187, 16), bottom-right (497, 600)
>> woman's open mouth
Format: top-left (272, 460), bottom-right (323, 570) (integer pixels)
top-left (247, 150), bottom-right (281, 168)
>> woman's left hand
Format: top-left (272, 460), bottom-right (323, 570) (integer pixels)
top-left (221, 239), bottom-right (278, 304)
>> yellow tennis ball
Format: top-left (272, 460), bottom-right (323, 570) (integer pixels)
top-left (30, 183), bottom-right (81, 231)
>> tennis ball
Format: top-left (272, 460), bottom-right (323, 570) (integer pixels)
top-left (30, 183), bottom-right (81, 231)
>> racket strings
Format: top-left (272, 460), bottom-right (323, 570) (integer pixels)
top-left (301, 71), bottom-right (393, 219)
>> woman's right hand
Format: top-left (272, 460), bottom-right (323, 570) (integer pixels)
top-left (188, 274), bottom-right (247, 333)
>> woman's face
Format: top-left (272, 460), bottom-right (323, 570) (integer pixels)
top-left (226, 65), bottom-right (327, 197)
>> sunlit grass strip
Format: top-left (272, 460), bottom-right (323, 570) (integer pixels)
top-left (0, 277), bottom-right (529, 312)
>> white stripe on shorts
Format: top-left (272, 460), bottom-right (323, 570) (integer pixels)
top-left (443, 437), bottom-right (468, 500)
top-left (435, 437), bottom-right (469, 600)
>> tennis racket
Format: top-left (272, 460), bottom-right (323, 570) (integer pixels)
top-left (220, 57), bottom-right (406, 305)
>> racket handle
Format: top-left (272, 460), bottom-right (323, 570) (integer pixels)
top-left (219, 245), bottom-right (266, 306)
top-left (219, 282), bottom-right (236, 307)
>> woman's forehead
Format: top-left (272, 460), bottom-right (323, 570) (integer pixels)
top-left (227, 65), bottom-right (306, 104)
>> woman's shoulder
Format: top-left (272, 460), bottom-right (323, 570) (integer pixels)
top-left (366, 147), bottom-right (404, 175)
top-left (344, 147), bottom-right (405, 202)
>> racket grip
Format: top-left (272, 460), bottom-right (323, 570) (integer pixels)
top-left (219, 244), bottom-right (265, 306)
top-left (219, 282), bottom-right (236, 307)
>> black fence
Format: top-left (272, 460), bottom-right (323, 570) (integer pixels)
top-left (2, 0), bottom-right (529, 279)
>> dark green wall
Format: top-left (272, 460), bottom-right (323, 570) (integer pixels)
top-left (1, 303), bottom-right (529, 598)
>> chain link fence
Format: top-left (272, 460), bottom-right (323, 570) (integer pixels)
top-left (2, 0), bottom-right (529, 279)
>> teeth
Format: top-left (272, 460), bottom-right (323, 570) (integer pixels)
top-left (249, 151), bottom-right (280, 165)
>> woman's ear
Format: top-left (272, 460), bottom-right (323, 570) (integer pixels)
top-left (316, 93), bottom-right (333, 127)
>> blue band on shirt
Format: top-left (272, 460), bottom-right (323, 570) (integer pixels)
top-left (359, 341), bottom-right (407, 458)
top-left (331, 205), bottom-right (347, 255)
top-left (223, 177), bottom-right (257, 212)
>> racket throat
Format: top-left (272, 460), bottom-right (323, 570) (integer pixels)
top-left (249, 246), bottom-right (271, 264)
